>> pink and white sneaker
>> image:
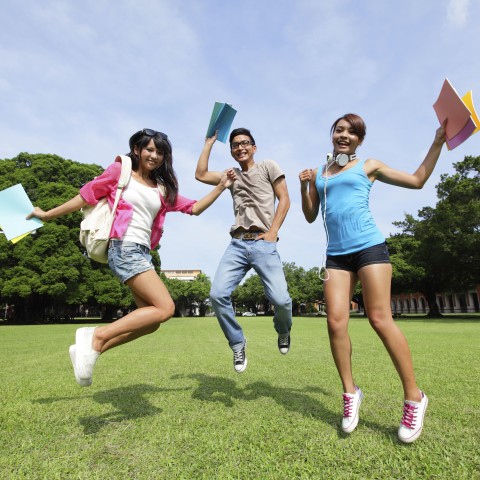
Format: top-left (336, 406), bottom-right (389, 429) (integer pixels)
top-left (342, 386), bottom-right (364, 433)
top-left (398, 391), bottom-right (429, 443)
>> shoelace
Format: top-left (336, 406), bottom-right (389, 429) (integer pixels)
top-left (343, 394), bottom-right (354, 418)
top-left (278, 336), bottom-right (289, 346)
top-left (233, 350), bottom-right (244, 364)
top-left (400, 402), bottom-right (418, 428)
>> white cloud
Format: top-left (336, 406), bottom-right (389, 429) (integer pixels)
top-left (446, 0), bottom-right (470, 26)
top-left (1, 0), bottom-right (479, 274)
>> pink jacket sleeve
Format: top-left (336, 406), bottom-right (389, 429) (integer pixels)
top-left (79, 162), bottom-right (121, 205)
top-left (165, 194), bottom-right (197, 214)
top-left (149, 193), bottom-right (197, 249)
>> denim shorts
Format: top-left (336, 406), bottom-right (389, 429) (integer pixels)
top-left (326, 242), bottom-right (390, 273)
top-left (108, 240), bottom-right (154, 283)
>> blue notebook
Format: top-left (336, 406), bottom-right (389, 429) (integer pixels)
top-left (0, 184), bottom-right (43, 241)
top-left (206, 102), bottom-right (237, 143)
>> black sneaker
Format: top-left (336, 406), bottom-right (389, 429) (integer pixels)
top-left (278, 333), bottom-right (290, 355)
top-left (233, 341), bottom-right (247, 373)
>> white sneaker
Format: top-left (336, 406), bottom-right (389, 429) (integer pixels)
top-left (342, 386), bottom-right (364, 433)
top-left (398, 391), bottom-right (429, 443)
top-left (75, 327), bottom-right (100, 385)
top-left (69, 345), bottom-right (92, 387)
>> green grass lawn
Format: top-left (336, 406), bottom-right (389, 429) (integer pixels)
top-left (1, 316), bottom-right (479, 479)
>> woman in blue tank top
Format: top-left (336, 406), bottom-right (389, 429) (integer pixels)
top-left (299, 113), bottom-right (446, 443)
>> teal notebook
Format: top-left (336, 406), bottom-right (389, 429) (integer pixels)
top-left (206, 102), bottom-right (237, 143)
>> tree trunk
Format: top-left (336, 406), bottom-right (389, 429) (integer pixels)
top-left (10, 297), bottom-right (44, 324)
top-left (422, 288), bottom-right (442, 317)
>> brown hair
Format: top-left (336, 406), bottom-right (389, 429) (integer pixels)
top-left (330, 113), bottom-right (367, 142)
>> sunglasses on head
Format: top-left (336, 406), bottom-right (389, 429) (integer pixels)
top-left (130, 129), bottom-right (172, 150)
top-left (142, 129), bottom-right (169, 141)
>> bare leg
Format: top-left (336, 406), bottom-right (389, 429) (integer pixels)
top-left (324, 269), bottom-right (358, 394)
top-left (91, 270), bottom-right (175, 353)
top-left (358, 263), bottom-right (421, 402)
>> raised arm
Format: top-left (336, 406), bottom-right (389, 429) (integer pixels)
top-left (368, 121), bottom-right (447, 189)
top-left (299, 168), bottom-right (320, 223)
top-left (259, 176), bottom-right (290, 242)
top-left (27, 194), bottom-right (88, 221)
top-left (191, 169), bottom-right (236, 216)
top-left (195, 132), bottom-right (226, 186)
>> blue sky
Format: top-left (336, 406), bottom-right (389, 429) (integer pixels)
top-left (1, 0), bottom-right (479, 280)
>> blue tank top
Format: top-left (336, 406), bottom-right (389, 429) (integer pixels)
top-left (315, 158), bottom-right (385, 256)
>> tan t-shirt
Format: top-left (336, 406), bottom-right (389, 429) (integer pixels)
top-left (229, 160), bottom-right (284, 235)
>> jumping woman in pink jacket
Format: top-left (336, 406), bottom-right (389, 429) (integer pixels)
top-left (29, 129), bottom-right (235, 387)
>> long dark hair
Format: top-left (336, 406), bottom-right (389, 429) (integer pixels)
top-left (128, 130), bottom-right (178, 205)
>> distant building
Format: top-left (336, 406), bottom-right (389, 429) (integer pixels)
top-left (391, 284), bottom-right (480, 314)
top-left (161, 269), bottom-right (203, 316)
top-left (161, 269), bottom-right (202, 281)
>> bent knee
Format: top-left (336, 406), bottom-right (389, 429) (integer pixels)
top-left (271, 295), bottom-right (291, 309)
top-left (209, 288), bottom-right (229, 305)
top-left (368, 313), bottom-right (393, 333)
top-left (158, 301), bottom-right (175, 323)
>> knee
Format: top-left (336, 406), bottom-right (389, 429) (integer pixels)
top-left (210, 286), bottom-right (229, 305)
top-left (159, 300), bottom-right (175, 324)
top-left (272, 297), bottom-right (292, 313)
top-left (367, 312), bottom-right (391, 334)
top-left (327, 316), bottom-right (348, 336)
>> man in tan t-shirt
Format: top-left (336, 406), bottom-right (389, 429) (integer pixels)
top-left (196, 127), bottom-right (293, 373)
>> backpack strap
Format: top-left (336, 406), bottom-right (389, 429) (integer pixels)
top-left (111, 155), bottom-right (132, 216)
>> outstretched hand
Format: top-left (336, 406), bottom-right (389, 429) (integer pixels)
top-left (434, 118), bottom-right (448, 145)
top-left (205, 130), bottom-right (218, 146)
top-left (220, 168), bottom-right (236, 188)
top-left (27, 207), bottom-right (49, 221)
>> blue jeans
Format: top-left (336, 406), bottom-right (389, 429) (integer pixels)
top-left (210, 239), bottom-right (292, 352)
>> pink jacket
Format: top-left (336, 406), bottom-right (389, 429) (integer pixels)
top-left (79, 158), bottom-right (196, 249)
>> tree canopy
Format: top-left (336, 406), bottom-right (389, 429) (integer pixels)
top-left (389, 155), bottom-right (480, 314)
top-left (0, 153), bottom-right (131, 323)
top-left (1, 152), bottom-right (478, 322)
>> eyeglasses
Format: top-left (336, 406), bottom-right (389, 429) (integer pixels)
top-left (231, 140), bottom-right (253, 150)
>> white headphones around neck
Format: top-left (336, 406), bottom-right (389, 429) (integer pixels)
top-left (327, 152), bottom-right (357, 167)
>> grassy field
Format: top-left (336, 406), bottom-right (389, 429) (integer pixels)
top-left (1, 316), bottom-right (479, 479)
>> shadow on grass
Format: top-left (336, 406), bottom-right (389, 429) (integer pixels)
top-left (173, 373), bottom-right (332, 416)
top-left (34, 379), bottom-right (397, 440)
top-left (172, 373), bottom-right (370, 436)
top-left (172, 373), bottom-right (394, 439)
top-left (34, 383), bottom-right (187, 435)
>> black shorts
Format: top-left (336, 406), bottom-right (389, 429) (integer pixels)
top-left (326, 242), bottom-right (390, 273)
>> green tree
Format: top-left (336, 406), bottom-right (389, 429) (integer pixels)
top-left (282, 262), bottom-right (305, 313)
top-left (233, 274), bottom-right (266, 314)
top-left (390, 155), bottom-right (480, 315)
top-left (301, 266), bottom-right (324, 307)
top-left (162, 274), bottom-right (212, 317)
top-left (0, 153), bottom-right (133, 323)
top-left (162, 276), bottom-right (187, 316)
top-left (184, 274), bottom-right (211, 316)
